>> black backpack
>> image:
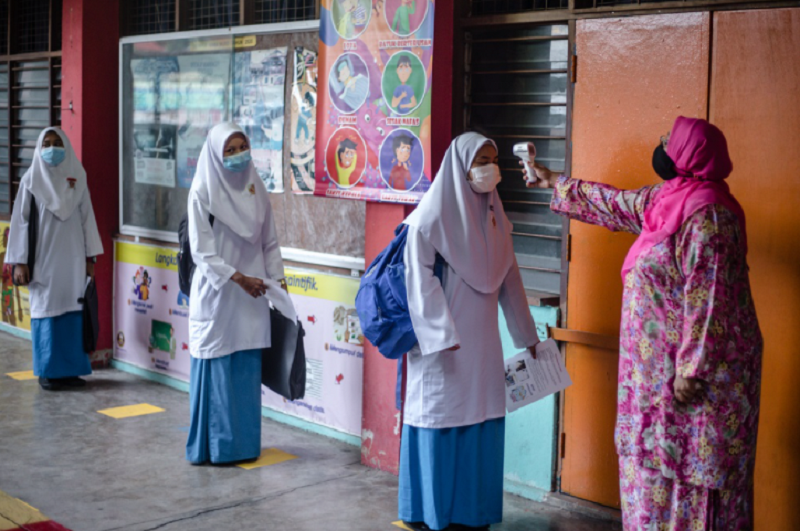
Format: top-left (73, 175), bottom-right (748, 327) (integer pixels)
top-left (177, 212), bottom-right (213, 297)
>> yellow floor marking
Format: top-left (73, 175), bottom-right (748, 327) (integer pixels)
top-left (237, 448), bottom-right (298, 470)
top-left (0, 490), bottom-right (49, 531)
top-left (5, 370), bottom-right (37, 381)
top-left (391, 522), bottom-right (414, 531)
top-left (98, 403), bottom-right (165, 419)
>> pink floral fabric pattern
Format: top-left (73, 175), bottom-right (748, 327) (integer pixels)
top-left (552, 176), bottom-right (762, 530)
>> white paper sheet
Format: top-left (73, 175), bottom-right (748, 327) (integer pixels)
top-left (262, 279), bottom-right (297, 319)
top-left (505, 338), bottom-right (572, 413)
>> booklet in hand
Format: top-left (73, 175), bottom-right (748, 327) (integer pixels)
top-left (505, 339), bottom-right (572, 413)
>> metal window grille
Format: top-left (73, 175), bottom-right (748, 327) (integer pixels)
top-left (51, 0), bottom-right (62, 51)
top-left (470, 0), bottom-right (568, 15)
top-left (189, 0), bottom-right (240, 29)
top-left (129, 0), bottom-right (176, 35)
top-left (15, 0), bottom-right (52, 54)
top-left (575, 0), bottom-right (690, 6)
top-left (254, 0), bottom-right (316, 23)
top-left (0, 1), bottom-right (8, 56)
top-left (465, 24), bottom-right (569, 297)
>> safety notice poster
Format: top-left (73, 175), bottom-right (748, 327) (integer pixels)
top-left (314, 0), bottom-right (435, 203)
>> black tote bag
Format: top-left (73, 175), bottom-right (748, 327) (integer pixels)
top-left (80, 278), bottom-right (99, 354)
top-left (261, 308), bottom-right (306, 401)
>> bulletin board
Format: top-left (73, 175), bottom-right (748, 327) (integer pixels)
top-left (119, 23), bottom-right (365, 260)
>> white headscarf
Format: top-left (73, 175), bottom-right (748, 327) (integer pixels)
top-left (22, 127), bottom-right (87, 221)
top-left (190, 123), bottom-right (270, 244)
top-left (404, 132), bottom-right (514, 294)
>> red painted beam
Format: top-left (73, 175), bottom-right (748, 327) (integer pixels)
top-left (61, 0), bottom-right (120, 359)
top-left (360, 0), bottom-right (455, 474)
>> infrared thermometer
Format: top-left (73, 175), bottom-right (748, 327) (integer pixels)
top-left (513, 142), bottom-right (537, 183)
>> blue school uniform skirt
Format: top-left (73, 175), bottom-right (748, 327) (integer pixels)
top-left (399, 417), bottom-right (506, 530)
top-left (31, 311), bottom-right (91, 379)
top-left (186, 349), bottom-right (262, 464)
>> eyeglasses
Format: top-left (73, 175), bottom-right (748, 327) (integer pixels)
top-left (660, 132), bottom-right (670, 150)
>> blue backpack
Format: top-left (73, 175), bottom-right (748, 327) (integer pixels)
top-left (355, 223), bottom-right (443, 360)
top-left (355, 223), bottom-right (443, 410)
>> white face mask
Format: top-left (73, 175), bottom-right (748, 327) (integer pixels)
top-left (468, 163), bottom-right (502, 194)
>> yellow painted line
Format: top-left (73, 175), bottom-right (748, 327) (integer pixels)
top-left (392, 522), bottom-right (414, 531)
top-left (98, 403), bottom-right (165, 419)
top-left (0, 490), bottom-right (49, 530)
top-left (237, 448), bottom-right (298, 470)
top-left (6, 370), bottom-right (37, 381)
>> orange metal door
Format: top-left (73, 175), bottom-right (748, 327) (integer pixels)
top-left (709, 9), bottom-right (800, 529)
top-left (562, 13), bottom-right (711, 507)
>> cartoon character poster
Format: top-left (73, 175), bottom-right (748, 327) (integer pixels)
top-left (233, 47), bottom-right (288, 193)
top-left (315, 0), bottom-right (435, 203)
top-left (290, 47), bottom-right (319, 194)
top-left (0, 223), bottom-right (31, 331)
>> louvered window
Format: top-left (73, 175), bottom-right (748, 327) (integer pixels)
top-left (0, 0), bottom-right (62, 216)
top-left (470, 0), bottom-right (568, 15)
top-left (465, 24), bottom-right (568, 299)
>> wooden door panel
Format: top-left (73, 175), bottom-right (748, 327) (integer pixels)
top-left (709, 9), bottom-right (800, 529)
top-left (564, 13), bottom-right (711, 507)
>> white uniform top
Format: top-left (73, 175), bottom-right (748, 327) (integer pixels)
top-left (187, 197), bottom-right (284, 359)
top-left (403, 227), bottom-right (539, 429)
top-left (5, 128), bottom-right (103, 319)
top-left (187, 122), bottom-right (284, 360)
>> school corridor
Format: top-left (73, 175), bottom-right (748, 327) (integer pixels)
top-left (0, 331), bottom-right (618, 531)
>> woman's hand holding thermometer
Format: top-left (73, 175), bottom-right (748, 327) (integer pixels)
top-left (513, 142), bottom-right (537, 184)
top-left (515, 142), bottom-right (558, 188)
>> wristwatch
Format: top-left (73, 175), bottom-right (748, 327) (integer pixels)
top-left (86, 256), bottom-right (97, 263)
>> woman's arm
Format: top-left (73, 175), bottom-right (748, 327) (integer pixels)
top-left (529, 163), bottom-right (658, 234)
top-left (261, 206), bottom-right (285, 285)
top-left (499, 254), bottom-right (540, 351)
top-left (79, 188), bottom-right (104, 260)
top-left (404, 227), bottom-right (460, 355)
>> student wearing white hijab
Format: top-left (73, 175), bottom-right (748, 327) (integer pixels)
top-left (399, 132), bottom-right (540, 531)
top-left (185, 123), bottom-right (285, 466)
top-left (5, 127), bottom-right (103, 391)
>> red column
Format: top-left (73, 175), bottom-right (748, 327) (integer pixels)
top-left (61, 0), bottom-right (120, 363)
top-left (360, 0), bottom-right (455, 474)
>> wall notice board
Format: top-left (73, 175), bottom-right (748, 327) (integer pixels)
top-left (119, 25), bottom-right (365, 259)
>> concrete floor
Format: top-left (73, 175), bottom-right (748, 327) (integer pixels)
top-left (0, 331), bottom-right (620, 531)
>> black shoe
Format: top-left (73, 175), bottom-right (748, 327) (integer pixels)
top-left (189, 460), bottom-right (209, 466)
top-left (60, 377), bottom-right (87, 388)
top-left (403, 522), bottom-right (431, 531)
top-left (38, 377), bottom-right (61, 391)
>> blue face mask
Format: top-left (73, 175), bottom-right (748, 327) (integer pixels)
top-left (223, 150), bottom-right (252, 172)
top-left (41, 146), bottom-right (66, 166)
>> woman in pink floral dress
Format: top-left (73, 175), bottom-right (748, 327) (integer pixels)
top-left (527, 116), bottom-right (762, 530)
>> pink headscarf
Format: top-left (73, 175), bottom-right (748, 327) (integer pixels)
top-left (621, 116), bottom-right (747, 279)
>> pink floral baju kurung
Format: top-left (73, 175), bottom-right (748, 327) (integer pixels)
top-left (551, 176), bottom-right (762, 531)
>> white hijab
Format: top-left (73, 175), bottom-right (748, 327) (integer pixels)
top-left (404, 132), bottom-right (514, 294)
top-left (22, 127), bottom-right (87, 221)
top-left (190, 123), bottom-right (270, 244)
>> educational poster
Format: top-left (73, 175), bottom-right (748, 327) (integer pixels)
top-left (233, 46), bottom-right (288, 193)
top-left (130, 58), bottom-right (180, 188)
top-left (113, 241), bottom-right (192, 380)
top-left (113, 239), bottom-right (364, 437)
top-left (290, 47), bottom-right (319, 194)
top-left (260, 269), bottom-right (364, 437)
top-left (0, 222), bottom-right (32, 331)
top-left (174, 53), bottom-right (231, 188)
top-left (314, 0), bottom-right (435, 203)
